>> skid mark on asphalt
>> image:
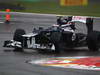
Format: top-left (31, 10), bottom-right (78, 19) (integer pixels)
top-left (28, 56), bottom-right (100, 71)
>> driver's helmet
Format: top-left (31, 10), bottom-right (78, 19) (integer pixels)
top-left (57, 16), bottom-right (68, 26)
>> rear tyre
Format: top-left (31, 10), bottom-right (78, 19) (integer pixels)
top-left (87, 31), bottom-right (100, 51)
top-left (13, 29), bottom-right (26, 52)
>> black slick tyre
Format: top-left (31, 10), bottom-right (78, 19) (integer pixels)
top-left (87, 31), bottom-right (100, 51)
top-left (50, 32), bottom-right (61, 53)
top-left (13, 29), bottom-right (26, 52)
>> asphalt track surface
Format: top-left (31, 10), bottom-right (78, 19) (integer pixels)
top-left (0, 12), bottom-right (100, 75)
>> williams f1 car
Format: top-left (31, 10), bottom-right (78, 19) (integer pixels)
top-left (3, 16), bottom-right (100, 53)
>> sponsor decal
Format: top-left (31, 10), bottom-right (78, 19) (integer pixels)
top-left (72, 16), bottom-right (87, 23)
top-left (28, 57), bottom-right (100, 70)
top-left (60, 0), bottom-right (88, 6)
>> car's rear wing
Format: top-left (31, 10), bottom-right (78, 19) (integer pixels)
top-left (67, 16), bottom-right (93, 34)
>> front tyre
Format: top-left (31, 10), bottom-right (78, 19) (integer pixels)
top-left (53, 42), bottom-right (61, 53)
top-left (13, 29), bottom-right (26, 52)
top-left (50, 32), bottom-right (62, 53)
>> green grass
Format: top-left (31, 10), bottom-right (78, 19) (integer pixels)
top-left (14, 1), bottom-right (100, 17)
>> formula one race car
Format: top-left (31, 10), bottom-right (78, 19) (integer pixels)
top-left (3, 16), bottom-right (100, 53)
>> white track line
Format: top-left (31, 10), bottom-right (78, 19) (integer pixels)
top-left (0, 21), bottom-right (4, 23)
top-left (0, 11), bottom-right (56, 17)
top-left (1, 11), bottom-right (100, 18)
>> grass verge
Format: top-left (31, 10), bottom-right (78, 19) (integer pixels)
top-left (4, 1), bottom-right (100, 17)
